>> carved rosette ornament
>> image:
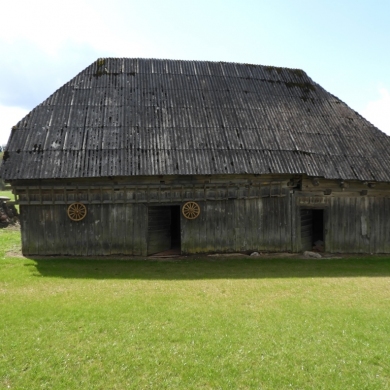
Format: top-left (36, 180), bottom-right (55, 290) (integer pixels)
top-left (67, 202), bottom-right (87, 221)
top-left (182, 201), bottom-right (200, 220)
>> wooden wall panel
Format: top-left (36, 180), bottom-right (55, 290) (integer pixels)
top-left (18, 188), bottom-right (389, 255)
top-left (322, 196), bottom-right (390, 253)
top-left (181, 194), bottom-right (292, 254)
top-left (122, 204), bottom-right (134, 255)
top-left (19, 205), bottom-right (30, 255)
top-left (19, 203), bottom-right (147, 256)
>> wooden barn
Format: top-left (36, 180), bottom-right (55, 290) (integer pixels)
top-left (1, 58), bottom-right (390, 256)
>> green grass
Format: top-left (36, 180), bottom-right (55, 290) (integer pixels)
top-left (0, 189), bottom-right (14, 200)
top-left (1, 229), bottom-right (390, 389)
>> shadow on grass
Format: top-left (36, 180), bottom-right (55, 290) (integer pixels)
top-left (25, 256), bottom-right (390, 280)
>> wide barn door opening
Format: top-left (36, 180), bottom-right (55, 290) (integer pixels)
top-left (147, 206), bottom-right (181, 255)
top-left (300, 209), bottom-right (324, 252)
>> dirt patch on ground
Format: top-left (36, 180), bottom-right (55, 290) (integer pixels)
top-left (5, 248), bottom-right (23, 258)
top-left (0, 222), bottom-right (20, 231)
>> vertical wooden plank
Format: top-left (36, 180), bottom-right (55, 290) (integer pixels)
top-left (85, 204), bottom-right (95, 256)
top-left (360, 197), bottom-right (367, 253)
top-left (74, 205), bottom-right (88, 256)
top-left (205, 202), bottom-right (216, 253)
top-left (372, 197), bottom-right (383, 253)
top-left (381, 198), bottom-right (386, 253)
top-left (376, 197), bottom-right (385, 253)
top-left (97, 204), bottom-right (105, 256)
top-left (252, 198), bottom-right (260, 252)
top-left (261, 198), bottom-right (269, 251)
top-left (109, 202), bottom-right (117, 254)
top-left (124, 203), bottom-right (134, 255)
top-left (260, 197), bottom-right (267, 251)
top-left (131, 204), bottom-right (147, 256)
top-left (244, 199), bottom-right (254, 251)
top-left (344, 198), bottom-right (352, 252)
top-left (328, 197), bottom-right (335, 253)
top-left (30, 207), bottom-right (42, 255)
top-left (353, 197), bottom-right (360, 253)
top-left (368, 197), bottom-right (376, 253)
top-left (180, 206), bottom-right (189, 254)
top-left (350, 197), bottom-right (358, 253)
top-left (51, 206), bottom-right (62, 255)
top-left (334, 198), bottom-right (344, 253)
top-left (220, 200), bottom-right (229, 252)
top-left (328, 197), bottom-right (336, 253)
top-left (188, 204), bottom-right (200, 253)
top-left (110, 204), bottom-right (124, 254)
top-left (225, 199), bottom-right (235, 252)
top-left (334, 197), bottom-right (342, 253)
top-left (66, 203), bottom-right (76, 256)
top-left (117, 204), bottom-right (127, 254)
top-left (132, 203), bottom-right (142, 255)
top-left (255, 198), bottom-right (264, 251)
top-left (257, 198), bottom-right (266, 251)
top-left (67, 217), bottom-right (76, 256)
top-left (268, 198), bottom-right (277, 251)
top-left (339, 197), bottom-right (346, 253)
top-left (289, 192), bottom-right (300, 252)
top-left (213, 201), bottom-right (221, 252)
top-left (197, 201), bottom-right (208, 253)
top-left (384, 198), bottom-right (390, 253)
top-left (46, 204), bottom-right (61, 255)
top-left (251, 199), bottom-right (258, 251)
top-left (139, 204), bottom-right (148, 256)
top-left (264, 198), bottom-right (272, 251)
top-left (100, 204), bottom-right (111, 255)
top-left (60, 205), bottom-right (70, 256)
top-left (19, 205), bottom-right (31, 255)
top-left (279, 196), bottom-right (285, 252)
top-left (234, 200), bottom-right (246, 252)
top-left (284, 192), bottom-right (292, 252)
top-left (44, 207), bottom-right (55, 255)
top-left (357, 197), bottom-right (367, 254)
top-left (274, 197), bottom-right (282, 252)
top-left (87, 204), bottom-right (98, 256)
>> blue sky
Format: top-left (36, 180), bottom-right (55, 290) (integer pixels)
top-left (1, 0), bottom-right (389, 145)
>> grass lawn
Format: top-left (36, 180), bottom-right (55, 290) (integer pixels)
top-left (0, 189), bottom-right (14, 200)
top-left (1, 229), bottom-right (390, 389)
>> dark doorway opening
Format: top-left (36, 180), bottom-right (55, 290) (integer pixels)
top-left (300, 209), bottom-right (324, 251)
top-left (312, 209), bottom-right (324, 244)
top-left (170, 206), bottom-right (181, 250)
top-left (147, 205), bottom-right (181, 256)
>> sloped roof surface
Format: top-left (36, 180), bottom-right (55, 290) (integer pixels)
top-left (2, 58), bottom-right (390, 181)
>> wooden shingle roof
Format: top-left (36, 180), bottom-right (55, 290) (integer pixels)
top-left (2, 58), bottom-right (390, 181)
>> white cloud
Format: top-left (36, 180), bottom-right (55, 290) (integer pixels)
top-left (0, 0), bottom-right (144, 57)
top-left (0, 0), bottom-right (155, 113)
top-left (0, 105), bottom-right (29, 146)
top-left (361, 88), bottom-right (390, 136)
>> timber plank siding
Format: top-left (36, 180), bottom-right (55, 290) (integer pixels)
top-left (11, 174), bottom-right (390, 256)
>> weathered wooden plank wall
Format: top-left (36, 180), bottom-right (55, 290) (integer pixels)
top-left (17, 174), bottom-right (390, 255)
top-left (180, 195), bottom-right (292, 254)
top-left (20, 204), bottom-right (148, 256)
top-left (325, 197), bottom-right (390, 253)
top-left (294, 196), bottom-right (390, 253)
